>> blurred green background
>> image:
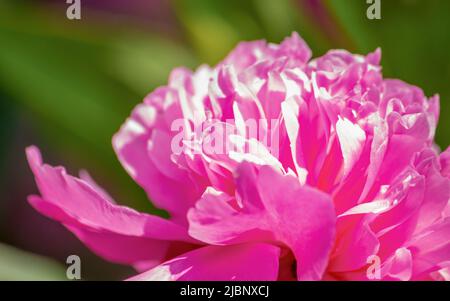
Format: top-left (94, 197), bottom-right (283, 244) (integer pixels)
top-left (0, 0), bottom-right (449, 280)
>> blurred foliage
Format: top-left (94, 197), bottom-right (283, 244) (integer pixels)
top-left (0, 0), bottom-right (448, 280)
top-left (0, 243), bottom-right (65, 280)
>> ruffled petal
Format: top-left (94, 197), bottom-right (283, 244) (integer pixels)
top-left (26, 146), bottom-right (197, 268)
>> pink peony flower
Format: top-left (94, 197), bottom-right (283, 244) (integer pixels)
top-left (26, 33), bottom-right (450, 281)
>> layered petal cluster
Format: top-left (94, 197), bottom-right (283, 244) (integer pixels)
top-left (27, 33), bottom-right (450, 280)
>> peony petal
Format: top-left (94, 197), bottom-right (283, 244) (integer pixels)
top-left (329, 214), bottom-right (379, 272)
top-left (221, 32), bottom-right (311, 73)
top-left (26, 146), bottom-right (197, 267)
top-left (440, 147), bottom-right (450, 179)
top-left (336, 116), bottom-right (366, 178)
top-left (383, 248), bottom-right (413, 281)
top-left (113, 106), bottom-right (202, 221)
top-left (128, 243), bottom-right (280, 281)
top-left (188, 163), bottom-right (336, 280)
top-left (407, 217), bottom-right (450, 278)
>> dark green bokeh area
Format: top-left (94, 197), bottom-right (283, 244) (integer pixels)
top-left (0, 0), bottom-right (448, 280)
